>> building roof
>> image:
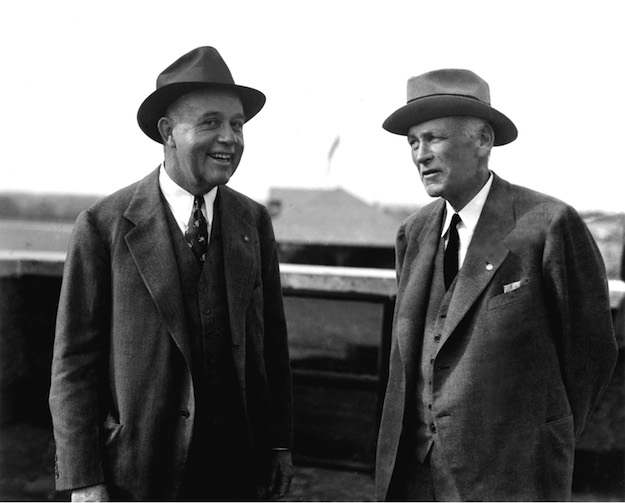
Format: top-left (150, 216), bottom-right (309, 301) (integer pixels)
top-left (268, 187), bottom-right (406, 247)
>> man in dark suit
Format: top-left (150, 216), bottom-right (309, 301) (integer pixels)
top-left (49, 47), bottom-right (293, 501)
top-left (375, 69), bottom-right (618, 501)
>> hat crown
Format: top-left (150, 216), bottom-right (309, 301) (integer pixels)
top-left (383, 68), bottom-right (517, 145)
top-left (408, 69), bottom-right (491, 105)
top-left (137, 46), bottom-right (266, 143)
top-left (156, 46), bottom-right (235, 89)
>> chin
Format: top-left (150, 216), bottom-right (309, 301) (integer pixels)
top-left (423, 185), bottom-right (444, 199)
top-left (206, 169), bottom-right (232, 181)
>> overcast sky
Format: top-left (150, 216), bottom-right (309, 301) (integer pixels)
top-left (3, 0), bottom-right (624, 211)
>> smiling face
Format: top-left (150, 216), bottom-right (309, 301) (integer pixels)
top-left (158, 88), bottom-right (245, 195)
top-left (406, 116), bottom-right (493, 210)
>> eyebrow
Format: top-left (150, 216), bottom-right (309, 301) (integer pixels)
top-left (196, 111), bottom-right (247, 122)
top-left (407, 131), bottom-right (428, 142)
top-left (407, 128), bottom-right (443, 140)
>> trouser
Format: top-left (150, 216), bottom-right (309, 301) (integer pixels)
top-left (179, 411), bottom-right (257, 502)
top-left (386, 442), bottom-right (461, 501)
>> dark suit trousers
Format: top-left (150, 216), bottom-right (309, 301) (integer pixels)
top-left (387, 442), bottom-right (460, 502)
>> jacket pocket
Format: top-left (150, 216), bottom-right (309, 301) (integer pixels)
top-left (487, 284), bottom-right (530, 311)
top-left (544, 414), bottom-right (573, 428)
top-left (102, 420), bottom-right (123, 448)
top-left (537, 414), bottom-right (574, 496)
top-left (102, 420), bottom-right (132, 490)
top-left (541, 414), bottom-right (575, 468)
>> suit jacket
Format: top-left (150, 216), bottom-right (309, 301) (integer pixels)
top-left (375, 173), bottom-right (617, 501)
top-left (49, 167), bottom-right (293, 500)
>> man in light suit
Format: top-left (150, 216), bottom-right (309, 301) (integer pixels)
top-left (375, 69), bottom-right (618, 501)
top-left (49, 47), bottom-right (293, 501)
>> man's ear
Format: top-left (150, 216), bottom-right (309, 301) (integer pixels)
top-left (157, 117), bottom-right (175, 147)
top-left (477, 123), bottom-right (495, 156)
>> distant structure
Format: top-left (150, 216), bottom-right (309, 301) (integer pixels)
top-left (0, 192), bottom-right (101, 222)
top-left (267, 187), bottom-right (415, 268)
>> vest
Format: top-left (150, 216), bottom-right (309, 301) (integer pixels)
top-left (414, 235), bottom-right (458, 462)
top-left (162, 194), bottom-right (254, 498)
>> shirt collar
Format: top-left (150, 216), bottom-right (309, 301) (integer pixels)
top-left (158, 164), bottom-right (218, 231)
top-left (441, 172), bottom-right (494, 237)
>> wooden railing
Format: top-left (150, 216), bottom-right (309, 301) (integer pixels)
top-left (2, 252), bottom-right (624, 308)
top-left (1, 253), bottom-right (623, 470)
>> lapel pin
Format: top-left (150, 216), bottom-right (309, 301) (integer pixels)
top-left (486, 263), bottom-right (494, 271)
top-left (243, 234), bottom-right (250, 242)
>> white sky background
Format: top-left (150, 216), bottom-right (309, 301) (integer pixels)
top-left (2, 0), bottom-right (624, 211)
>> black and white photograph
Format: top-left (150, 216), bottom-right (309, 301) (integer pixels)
top-left (1, 1), bottom-right (623, 501)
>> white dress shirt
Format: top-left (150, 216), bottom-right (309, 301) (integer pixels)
top-left (158, 164), bottom-right (218, 241)
top-left (441, 172), bottom-right (494, 269)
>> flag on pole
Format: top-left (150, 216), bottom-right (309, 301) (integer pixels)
top-left (326, 135), bottom-right (340, 175)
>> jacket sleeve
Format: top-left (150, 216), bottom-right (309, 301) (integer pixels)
top-left (542, 205), bottom-right (618, 438)
top-left (49, 209), bottom-right (111, 490)
top-left (258, 207), bottom-right (293, 448)
top-left (395, 223), bottom-right (408, 282)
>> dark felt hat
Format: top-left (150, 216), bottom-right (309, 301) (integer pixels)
top-left (137, 46), bottom-right (266, 143)
top-left (383, 69), bottom-right (517, 146)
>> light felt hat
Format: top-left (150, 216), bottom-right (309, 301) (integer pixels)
top-left (137, 46), bottom-right (266, 143)
top-left (383, 69), bottom-right (517, 146)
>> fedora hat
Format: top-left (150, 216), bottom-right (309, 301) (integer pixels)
top-left (383, 69), bottom-right (517, 146)
top-left (137, 46), bottom-right (266, 143)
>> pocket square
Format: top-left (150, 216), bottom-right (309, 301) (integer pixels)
top-left (503, 280), bottom-right (522, 294)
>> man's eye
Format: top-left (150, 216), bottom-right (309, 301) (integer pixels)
top-left (232, 121), bottom-right (244, 131)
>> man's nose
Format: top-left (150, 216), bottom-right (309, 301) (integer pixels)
top-left (414, 144), bottom-right (433, 165)
top-left (218, 124), bottom-right (238, 144)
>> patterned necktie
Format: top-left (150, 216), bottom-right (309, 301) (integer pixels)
top-left (444, 213), bottom-right (462, 290)
top-left (185, 195), bottom-right (208, 263)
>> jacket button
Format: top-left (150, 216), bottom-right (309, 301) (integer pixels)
top-left (430, 424), bottom-right (437, 433)
top-left (199, 284), bottom-right (208, 293)
top-left (180, 409), bottom-right (190, 419)
top-left (202, 307), bottom-right (211, 315)
top-left (434, 334), bottom-right (441, 342)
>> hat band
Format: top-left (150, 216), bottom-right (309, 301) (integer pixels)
top-left (407, 93), bottom-right (489, 105)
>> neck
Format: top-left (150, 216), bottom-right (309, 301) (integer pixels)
top-left (449, 169), bottom-right (490, 212)
top-left (163, 157), bottom-right (212, 197)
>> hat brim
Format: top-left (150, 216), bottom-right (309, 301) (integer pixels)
top-left (137, 82), bottom-right (266, 143)
top-left (382, 95), bottom-right (517, 146)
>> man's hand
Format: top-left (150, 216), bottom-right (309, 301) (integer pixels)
top-left (71, 484), bottom-right (109, 502)
top-left (267, 449), bottom-right (294, 500)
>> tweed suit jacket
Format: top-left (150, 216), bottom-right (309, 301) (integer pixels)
top-left (49, 167), bottom-right (292, 500)
top-left (375, 173), bottom-right (617, 501)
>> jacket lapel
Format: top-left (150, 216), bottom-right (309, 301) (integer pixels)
top-left (123, 168), bottom-right (191, 366)
top-left (440, 174), bottom-right (516, 344)
top-left (397, 201), bottom-right (446, 366)
top-left (217, 187), bottom-right (256, 348)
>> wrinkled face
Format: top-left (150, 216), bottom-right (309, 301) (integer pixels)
top-left (162, 88), bottom-right (245, 195)
top-left (407, 116), bottom-right (491, 210)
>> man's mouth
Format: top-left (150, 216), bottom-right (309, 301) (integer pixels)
top-left (209, 153), bottom-right (233, 162)
top-left (421, 168), bottom-right (439, 177)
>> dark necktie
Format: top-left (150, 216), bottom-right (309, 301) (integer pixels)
top-left (185, 195), bottom-right (208, 263)
top-left (444, 213), bottom-right (462, 290)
